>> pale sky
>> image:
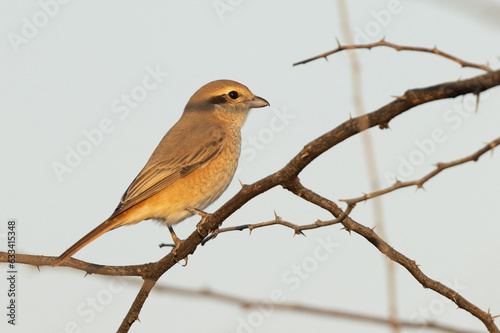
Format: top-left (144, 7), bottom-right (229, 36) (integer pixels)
top-left (1, 1), bottom-right (500, 332)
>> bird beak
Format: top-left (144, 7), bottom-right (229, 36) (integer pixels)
top-left (246, 96), bottom-right (270, 109)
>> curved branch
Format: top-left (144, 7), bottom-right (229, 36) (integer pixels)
top-left (0, 252), bottom-right (152, 277)
top-left (341, 136), bottom-right (500, 204)
top-left (154, 284), bottom-right (484, 333)
top-left (293, 38), bottom-right (493, 72)
top-left (284, 179), bottom-right (499, 333)
top-left (200, 204), bottom-right (354, 244)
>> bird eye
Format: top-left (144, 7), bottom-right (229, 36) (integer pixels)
top-left (228, 91), bottom-right (239, 99)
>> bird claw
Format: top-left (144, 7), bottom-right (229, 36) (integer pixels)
top-left (186, 206), bottom-right (209, 218)
top-left (167, 225), bottom-right (188, 266)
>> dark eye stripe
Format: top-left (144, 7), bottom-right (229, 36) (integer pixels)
top-left (208, 95), bottom-right (227, 104)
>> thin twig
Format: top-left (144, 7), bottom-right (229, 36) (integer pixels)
top-left (201, 204), bottom-right (354, 245)
top-left (341, 137), bottom-right (500, 205)
top-left (293, 38), bottom-right (492, 72)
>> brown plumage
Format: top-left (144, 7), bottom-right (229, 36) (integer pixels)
top-left (52, 80), bottom-right (269, 266)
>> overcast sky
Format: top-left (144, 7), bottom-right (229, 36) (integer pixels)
top-left (1, 1), bottom-right (500, 332)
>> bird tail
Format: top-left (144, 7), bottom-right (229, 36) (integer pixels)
top-left (52, 216), bottom-right (123, 267)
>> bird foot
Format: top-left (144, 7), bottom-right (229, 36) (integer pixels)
top-left (166, 225), bottom-right (188, 266)
top-left (186, 206), bottom-right (209, 218)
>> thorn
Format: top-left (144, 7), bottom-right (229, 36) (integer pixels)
top-left (371, 225), bottom-right (377, 231)
top-left (274, 210), bottom-right (279, 220)
top-left (137, 317), bottom-right (141, 323)
top-left (238, 179), bottom-right (245, 188)
top-left (378, 122), bottom-right (390, 129)
top-left (248, 225), bottom-right (254, 235)
top-left (475, 93), bottom-right (480, 113)
top-left (341, 226), bottom-right (352, 235)
top-left (335, 37), bottom-right (341, 48)
top-left (349, 112), bottom-right (353, 120)
top-left (432, 45), bottom-right (438, 52)
top-left (36, 266), bottom-right (40, 272)
top-left (434, 162), bottom-right (442, 168)
top-left (186, 207), bottom-right (209, 218)
top-left (324, 56), bottom-right (329, 62)
top-left (84, 272), bottom-right (89, 278)
top-left (391, 95), bottom-right (407, 101)
top-left (416, 184), bottom-right (425, 191)
top-left (492, 314), bottom-right (500, 319)
top-left (380, 36), bottom-right (386, 42)
top-left (294, 229), bottom-right (305, 237)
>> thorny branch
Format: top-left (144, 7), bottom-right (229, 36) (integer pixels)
top-left (341, 137), bottom-right (500, 205)
top-left (200, 204), bottom-right (354, 244)
top-left (203, 135), bottom-right (500, 240)
top-left (284, 178), bottom-right (499, 332)
top-left (1, 46), bottom-right (499, 332)
top-left (293, 38), bottom-right (493, 72)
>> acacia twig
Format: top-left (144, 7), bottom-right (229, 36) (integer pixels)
top-left (293, 38), bottom-right (493, 72)
top-left (200, 205), bottom-right (354, 245)
top-left (341, 137), bottom-right (500, 205)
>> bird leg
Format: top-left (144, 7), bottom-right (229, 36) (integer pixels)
top-left (168, 225), bottom-right (182, 247)
top-left (158, 225), bottom-right (188, 266)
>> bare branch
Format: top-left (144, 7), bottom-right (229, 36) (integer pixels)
top-left (154, 284), bottom-right (484, 333)
top-left (293, 38), bottom-right (493, 72)
top-left (341, 136), bottom-right (500, 205)
top-left (118, 279), bottom-right (156, 333)
top-left (201, 204), bottom-right (354, 244)
top-left (0, 252), bottom-right (151, 277)
top-left (284, 179), bottom-right (499, 333)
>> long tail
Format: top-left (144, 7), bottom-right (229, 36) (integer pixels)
top-left (52, 217), bottom-right (123, 267)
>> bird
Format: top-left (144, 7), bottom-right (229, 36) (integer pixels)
top-left (52, 79), bottom-right (269, 266)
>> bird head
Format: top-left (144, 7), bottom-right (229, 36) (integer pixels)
top-left (184, 80), bottom-right (269, 129)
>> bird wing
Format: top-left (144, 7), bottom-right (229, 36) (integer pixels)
top-left (109, 122), bottom-right (225, 219)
